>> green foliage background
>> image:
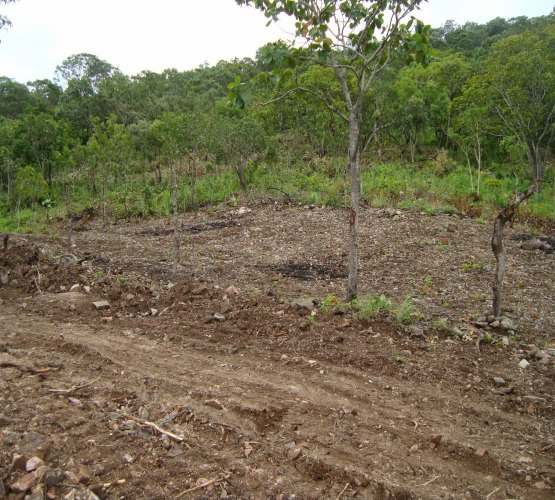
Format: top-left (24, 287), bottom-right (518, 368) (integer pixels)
top-left (0, 10), bottom-right (554, 231)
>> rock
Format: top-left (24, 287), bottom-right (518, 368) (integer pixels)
top-left (518, 359), bottom-right (530, 369)
top-left (122, 453), bottom-right (135, 464)
top-left (92, 301), bottom-right (110, 310)
top-left (409, 326), bottom-right (426, 339)
top-left (521, 238), bottom-right (544, 251)
top-left (43, 468), bottom-right (65, 488)
top-left (475, 448), bottom-right (488, 457)
top-left (150, 308), bottom-right (158, 316)
top-left (451, 327), bottom-right (464, 338)
top-left (77, 465), bottom-right (93, 484)
top-left (63, 488), bottom-right (100, 500)
top-left (533, 481), bottom-right (549, 490)
top-left (59, 254), bottom-right (78, 266)
top-left (167, 445), bottom-right (184, 458)
top-left (299, 320), bottom-right (311, 331)
top-left (501, 336), bottom-right (512, 347)
top-left (12, 453), bottom-right (27, 471)
top-left (493, 377), bottom-right (507, 387)
top-left (0, 274), bottom-right (9, 286)
top-left (490, 320), bottom-right (500, 328)
top-left (287, 447), bottom-right (302, 461)
top-left (27, 485), bottom-right (45, 500)
top-left (160, 433), bottom-right (171, 449)
top-left (500, 317), bottom-right (515, 330)
top-left (204, 399), bottom-right (224, 410)
top-left (226, 285), bottom-right (240, 295)
top-left (213, 313), bottom-right (225, 321)
top-left (493, 386), bottom-right (515, 395)
top-left (69, 284), bottom-right (81, 292)
top-left (83, 286), bottom-right (91, 294)
top-left (35, 465), bottom-right (50, 482)
top-left (220, 298), bottom-right (232, 314)
top-left (10, 472), bottom-right (37, 493)
top-left (522, 396), bottom-right (547, 404)
top-left (26, 456), bottom-right (45, 472)
top-left (291, 298), bottom-right (315, 313)
top-left (430, 435), bottom-right (443, 449)
top-left (409, 444), bottom-right (419, 453)
top-left (125, 293), bottom-right (134, 300)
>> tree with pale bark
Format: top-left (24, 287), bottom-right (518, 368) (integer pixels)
top-left (231, 0), bottom-right (431, 300)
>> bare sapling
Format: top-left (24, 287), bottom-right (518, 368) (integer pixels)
top-left (171, 162), bottom-right (180, 280)
top-left (491, 183), bottom-right (538, 317)
top-left (65, 189), bottom-right (74, 254)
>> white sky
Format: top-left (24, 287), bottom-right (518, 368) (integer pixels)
top-left (0, 0), bottom-right (553, 83)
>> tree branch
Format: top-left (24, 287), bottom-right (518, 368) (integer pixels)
top-left (260, 86), bottom-right (349, 123)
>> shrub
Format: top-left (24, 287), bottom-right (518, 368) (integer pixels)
top-left (12, 166), bottom-right (49, 207)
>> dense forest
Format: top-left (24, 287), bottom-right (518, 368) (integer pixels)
top-left (0, 11), bottom-right (554, 230)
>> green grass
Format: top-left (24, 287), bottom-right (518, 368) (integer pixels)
top-left (0, 159), bottom-right (553, 233)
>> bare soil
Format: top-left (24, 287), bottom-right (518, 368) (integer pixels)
top-left (1, 202), bottom-right (554, 499)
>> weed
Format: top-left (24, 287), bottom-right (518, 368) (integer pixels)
top-left (320, 294), bottom-right (339, 313)
top-left (95, 269), bottom-right (106, 278)
top-left (395, 295), bottom-right (419, 325)
top-left (116, 275), bottom-right (126, 285)
top-left (351, 294), bottom-right (392, 320)
top-left (482, 333), bottom-right (502, 345)
top-left (433, 318), bottom-right (450, 332)
top-left (423, 275), bottom-right (433, 287)
top-left (462, 260), bottom-right (484, 272)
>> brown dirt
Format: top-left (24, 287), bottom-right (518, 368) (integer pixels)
top-left (1, 202), bottom-right (554, 499)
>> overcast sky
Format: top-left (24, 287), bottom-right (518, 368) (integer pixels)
top-left (0, 0), bottom-right (553, 83)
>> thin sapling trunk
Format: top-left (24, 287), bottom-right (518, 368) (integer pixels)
top-left (171, 163), bottom-right (180, 280)
top-left (491, 183), bottom-right (537, 317)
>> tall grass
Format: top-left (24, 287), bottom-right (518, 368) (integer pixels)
top-left (0, 159), bottom-right (553, 233)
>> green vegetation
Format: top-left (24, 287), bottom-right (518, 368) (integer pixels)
top-left (351, 294), bottom-right (393, 321)
top-left (395, 295), bottom-right (421, 326)
top-left (0, 9), bottom-right (553, 237)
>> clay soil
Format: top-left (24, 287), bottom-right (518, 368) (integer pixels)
top-left (1, 202), bottom-right (554, 499)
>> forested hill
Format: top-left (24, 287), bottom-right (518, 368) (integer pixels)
top-left (0, 13), bottom-right (554, 228)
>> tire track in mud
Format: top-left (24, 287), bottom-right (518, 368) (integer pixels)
top-left (3, 307), bottom-right (552, 499)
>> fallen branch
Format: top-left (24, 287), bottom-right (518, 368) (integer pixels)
top-left (417, 475), bottom-right (440, 487)
top-left (176, 476), bottom-right (224, 498)
top-left (49, 376), bottom-right (101, 394)
top-left (123, 414), bottom-right (191, 447)
top-left (485, 487), bottom-right (501, 499)
top-left (335, 482), bottom-right (350, 500)
top-left (1, 361), bottom-right (61, 375)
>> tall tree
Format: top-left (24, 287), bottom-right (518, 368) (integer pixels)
top-left (467, 26), bottom-right (555, 182)
top-left (232, 0), bottom-right (430, 300)
top-left (0, 0), bottom-right (17, 41)
top-left (55, 53), bottom-right (118, 90)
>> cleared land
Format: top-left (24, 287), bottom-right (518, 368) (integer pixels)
top-left (1, 202), bottom-right (554, 499)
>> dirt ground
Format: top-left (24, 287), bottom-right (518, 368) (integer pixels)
top-left (1, 201), bottom-right (554, 499)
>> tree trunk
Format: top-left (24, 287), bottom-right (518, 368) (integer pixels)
top-left (189, 154), bottom-right (196, 210)
top-left (171, 164), bottom-right (180, 281)
top-left (491, 184), bottom-right (537, 317)
top-left (236, 163), bottom-right (247, 191)
top-left (346, 115), bottom-right (361, 302)
top-left (65, 189), bottom-right (73, 254)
